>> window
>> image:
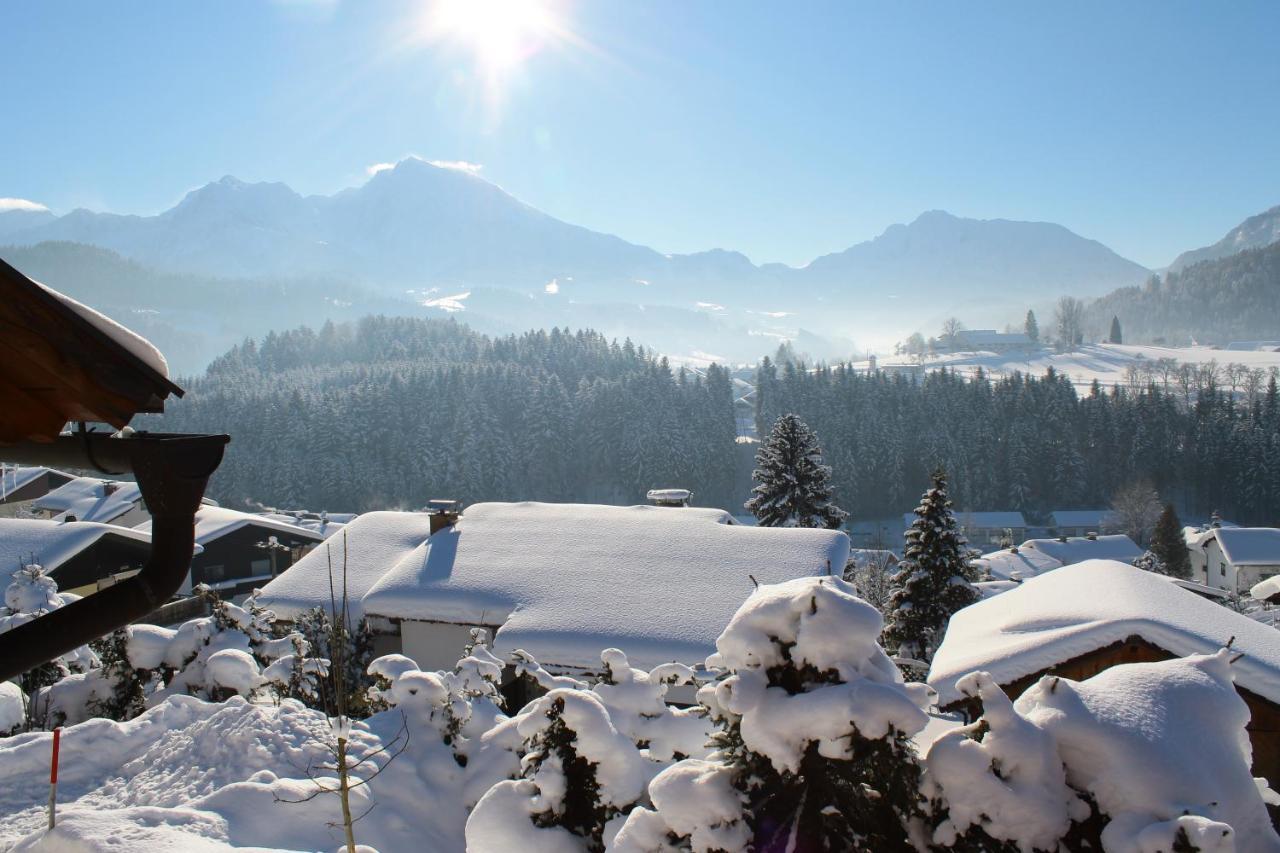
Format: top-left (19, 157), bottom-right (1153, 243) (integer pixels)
top-left (203, 564), bottom-right (226, 582)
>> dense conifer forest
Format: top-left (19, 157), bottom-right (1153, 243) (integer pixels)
top-left (1083, 241), bottom-right (1280, 344)
top-left (149, 315), bottom-right (1280, 525)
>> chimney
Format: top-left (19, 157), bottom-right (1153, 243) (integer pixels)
top-left (1211, 510), bottom-right (1222, 528)
top-left (1085, 531), bottom-right (1098, 540)
top-left (102, 481), bottom-right (119, 497)
top-left (426, 499), bottom-right (461, 535)
top-left (646, 488), bottom-right (692, 508)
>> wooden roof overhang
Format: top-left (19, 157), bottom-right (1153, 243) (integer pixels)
top-left (0, 255), bottom-right (185, 443)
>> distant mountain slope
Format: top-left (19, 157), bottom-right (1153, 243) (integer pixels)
top-left (1170, 204), bottom-right (1280, 271)
top-left (2, 159), bottom-right (1148, 318)
top-left (801, 209), bottom-right (1149, 302)
top-left (1084, 241), bottom-right (1280, 345)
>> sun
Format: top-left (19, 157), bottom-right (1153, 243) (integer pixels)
top-left (422, 0), bottom-right (562, 73)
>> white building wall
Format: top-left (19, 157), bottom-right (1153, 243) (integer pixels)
top-left (400, 619), bottom-right (496, 671)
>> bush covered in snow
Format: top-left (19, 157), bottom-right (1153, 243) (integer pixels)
top-left (616, 575), bottom-right (933, 851)
top-left (924, 652), bottom-right (1280, 852)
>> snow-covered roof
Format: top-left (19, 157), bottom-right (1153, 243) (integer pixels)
top-left (1048, 509), bottom-right (1117, 529)
top-left (1252, 575), bottom-right (1280, 602)
top-left (902, 511), bottom-right (1026, 530)
top-left (0, 518), bottom-right (159, 577)
top-left (137, 505), bottom-right (324, 547)
top-left (291, 502), bottom-right (850, 670)
top-left (257, 512), bottom-right (349, 540)
top-left (0, 466), bottom-right (69, 501)
top-left (1207, 527), bottom-right (1280, 567)
top-left (32, 477), bottom-right (143, 524)
top-left (1021, 534), bottom-right (1141, 565)
top-left (929, 560), bottom-right (1280, 707)
top-left (953, 330), bottom-right (1031, 346)
top-left (258, 511), bottom-right (438, 620)
top-left (33, 278), bottom-right (169, 378)
top-left (973, 546), bottom-right (1062, 581)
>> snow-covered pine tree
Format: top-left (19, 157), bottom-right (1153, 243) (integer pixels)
top-left (1149, 503), bottom-right (1192, 579)
top-left (613, 576), bottom-right (932, 852)
top-left (86, 628), bottom-right (151, 721)
top-left (1109, 315), bottom-right (1123, 345)
top-left (883, 468), bottom-right (980, 664)
top-left (745, 413), bottom-right (847, 528)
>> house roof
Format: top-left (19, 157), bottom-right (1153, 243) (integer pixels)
top-left (902, 511), bottom-right (1026, 530)
top-left (954, 330), bottom-right (1031, 346)
top-left (33, 477), bottom-right (143, 524)
top-left (263, 502), bottom-right (851, 671)
top-left (973, 546), bottom-right (1062, 581)
top-left (0, 259), bottom-right (182, 442)
top-left (137, 506), bottom-right (325, 547)
top-left (1021, 534), bottom-right (1142, 565)
top-left (1048, 510), bottom-right (1118, 528)
top-left (0, 517), bottom-right (161, 578)
top-left (1207, 527), bottom-right (1280, 567)
top-left (257, 511), bottom-right (438, 620)
top-left (929, 560), bottom-right (1280, 707)
top-left (0, 466), bottom-right (71, 502)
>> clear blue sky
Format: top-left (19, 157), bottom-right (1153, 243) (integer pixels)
top-left (4, 1), bottom-right (1278, 268)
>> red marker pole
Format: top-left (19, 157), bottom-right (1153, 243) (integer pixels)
top-left (47, 727), bottom-right (61, 830)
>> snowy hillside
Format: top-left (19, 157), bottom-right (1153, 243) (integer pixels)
top-left (864, 342), bottom-right (1280, 391)
top-left (1170, 203), bottom-right (1280, 271)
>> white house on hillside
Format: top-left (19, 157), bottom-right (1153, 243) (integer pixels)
top-left (1189, 527), bottom-right (1280, 594)
top-left (259, 502), bottom-right (851, 674)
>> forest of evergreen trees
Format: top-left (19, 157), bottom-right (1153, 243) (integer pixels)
top-left (148, 315), bottom-right (1280, 526)
top-left (754, 356), bottom-right (1280, 525)
top-left (1083, 241), bottom-right (1280, 344)
top-left (145, 317), bottom-right (739, 512)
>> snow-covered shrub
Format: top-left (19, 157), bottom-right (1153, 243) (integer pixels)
top-left (466, 688), bottom-right (648, 852)
top-left (592, 649), bottom-right (712, 763)
top-left (924, 651), bottom-right (1280, 852)
top-left (0, 682), bottom-right (26, 736)
top-left (85, 627), bottom-right (156, 721)
top-left (883, 468), bottom-right (979, 666)
top-left (617, 575), bottom-right (933, 852)
top-left (0, 564), bottom-right (99, 730)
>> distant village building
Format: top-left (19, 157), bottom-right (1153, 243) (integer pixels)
top-left (907, 510), bottom-right (1026, 551)
top-left (32, 476), bottom-right (150, 527)
top-left (0, 466), bottom-right (74, 517)
top-left (139, 506), bottom-right (324, 596)
top-left (946, 329), bottom-right (1033, 353)
top-left (1185, 526), bottom-right (1280, 594)
top-left (0, 517), bottom-right (191, 596)
top-left (930, 560), bottom-right (1280, 786)
top-left (258, 502), bottom-right (850, 676)
top-left (973, 533), bottom-right (1142, 581)
top-left (1048, 509), bottom-right (1118, 538)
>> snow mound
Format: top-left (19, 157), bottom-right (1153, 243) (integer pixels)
top-left (0, 695), bottom-right (466, 851)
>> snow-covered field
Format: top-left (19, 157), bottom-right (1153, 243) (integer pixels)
top-left (863, 343), bottom-right (1280, 391)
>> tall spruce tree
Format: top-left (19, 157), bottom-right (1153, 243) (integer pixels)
top-left (746, 413), bottom-right (847, 528)
top-left (1148, 503), bottom-right (1192, 579)
top-left (1109, 315), bottom-right (1123, 344)
top-left (883, 469), bottom-right (979, 663)
top-left (1024, 309), bottom-right (1039, 343)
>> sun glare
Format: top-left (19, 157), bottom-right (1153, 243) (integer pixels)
top-left (424, 0), bottom-right (561, 73)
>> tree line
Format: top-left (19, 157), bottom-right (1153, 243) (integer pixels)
top-left (147, 314), bottom-right (1280, 525)
top-left (754, 356), bottom-right (1280, 524)
top-left (145, 317), bottom-right (738, 512)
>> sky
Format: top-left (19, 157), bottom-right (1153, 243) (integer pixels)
top-left (3, 1), bottom-right (1279, 269)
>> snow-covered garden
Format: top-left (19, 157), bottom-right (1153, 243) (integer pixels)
top-left (2, 560), bottom-right (1277, 852)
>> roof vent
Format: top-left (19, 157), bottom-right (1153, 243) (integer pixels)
top-left (646, 488), bottom-right (692, 508)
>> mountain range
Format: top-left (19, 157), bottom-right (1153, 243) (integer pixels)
top-left (1, 157), bottom-right (1275, 366)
